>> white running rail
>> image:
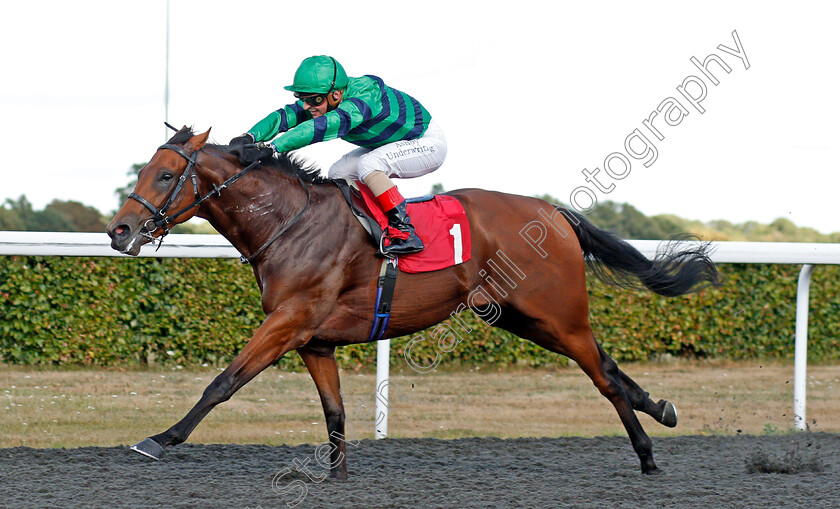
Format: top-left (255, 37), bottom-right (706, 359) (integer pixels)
top-left (2, 232), bottom-right (839, 434)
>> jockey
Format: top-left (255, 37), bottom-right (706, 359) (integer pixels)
top-left (229, 55), bottom-right (447, 256)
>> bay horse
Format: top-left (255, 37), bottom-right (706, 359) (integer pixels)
top-left (107, 126), bottom-right (720, 476)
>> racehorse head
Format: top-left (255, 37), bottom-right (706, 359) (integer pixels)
top-left (107, 126), bottom-right (211, 255)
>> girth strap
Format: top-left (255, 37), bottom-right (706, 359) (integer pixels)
top-left (368, 258), bottom-right (398, 342)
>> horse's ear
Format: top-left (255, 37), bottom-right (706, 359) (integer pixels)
top-left (188, 128), bottom-right (212, 152)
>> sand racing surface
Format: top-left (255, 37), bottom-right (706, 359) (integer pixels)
top-left (1, 433), bottom-right (838, 508)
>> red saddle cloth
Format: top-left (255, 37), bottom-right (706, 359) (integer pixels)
top-left (358, 185), bottom-right (472, 273)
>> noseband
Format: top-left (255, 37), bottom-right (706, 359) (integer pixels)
top-left (127, 143), bottom-right (310, 264)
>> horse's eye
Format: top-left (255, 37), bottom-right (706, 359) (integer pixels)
top-left (159, 172), bottom-right (174, 183)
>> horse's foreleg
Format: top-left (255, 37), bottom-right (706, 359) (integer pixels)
top-left (298, 343), bottom-right (348, 480)
top-left (132, 311), bottom-right (311, 459)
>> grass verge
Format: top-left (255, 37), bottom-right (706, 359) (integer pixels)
top-left (1, 360), bottom-right (837, 448)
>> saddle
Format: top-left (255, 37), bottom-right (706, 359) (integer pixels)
top-left (335, 179), bottom-right (472, 342)
top-left (334, 179), bottom-right (471, 274)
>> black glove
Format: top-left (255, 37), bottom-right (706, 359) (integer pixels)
top-left (228, 133), bottom-right (254, 158)
top-left (240, 142), bottom-right (275, 165)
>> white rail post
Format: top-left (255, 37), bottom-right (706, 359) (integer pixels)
top-left (793, 264), bottom-right (814, 431)
top-left (374, 338), bottom-right (390, 439)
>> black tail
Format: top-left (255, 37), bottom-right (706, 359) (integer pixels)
top-left (560, 207), bottom-right (721, 297)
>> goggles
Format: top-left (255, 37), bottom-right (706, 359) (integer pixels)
top-left (295, 93), bottom-right (328, 106)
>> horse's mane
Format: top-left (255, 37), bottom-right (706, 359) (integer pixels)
top-left (167, 126), bottom-right (328, 184)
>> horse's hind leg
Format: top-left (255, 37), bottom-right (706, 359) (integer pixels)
top-left (298, 343), bottom-right (349, 480)
top-left (611, 355), bottom-right (678, 428)
top-left (505, 313), bottom-right (660, 474)
top-left (564, 330), bottom-right (660, 474)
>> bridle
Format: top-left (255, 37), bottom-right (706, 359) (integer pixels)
top-left (128, 143), bottom-right (202, 237)
top-left (127, 142), bottom-right (310, 264)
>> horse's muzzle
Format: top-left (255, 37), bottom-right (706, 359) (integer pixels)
top-left (106, 220), bottom-right (148, 256)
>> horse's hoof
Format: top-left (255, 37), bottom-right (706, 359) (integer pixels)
top-left (642, 465), bottom-right (662, 475)
top-left (130, 437), bottom-right (164, 460)
top-left (657, 400), bottom-right (678, 428)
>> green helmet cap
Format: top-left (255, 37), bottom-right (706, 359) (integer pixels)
top-left (284, 55), bottom-right (349, 94)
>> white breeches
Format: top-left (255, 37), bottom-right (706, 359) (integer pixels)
top-left (327, 120), bottom-right (447, 181)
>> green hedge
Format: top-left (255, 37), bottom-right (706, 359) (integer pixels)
top-left (1, 256), bottom-right (838, 369)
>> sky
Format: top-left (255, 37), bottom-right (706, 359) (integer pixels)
top-left (2, 1), bottom-right (839, 234)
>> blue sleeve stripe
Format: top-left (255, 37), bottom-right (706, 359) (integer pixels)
top-left (289, 103), bottom-right (308, 127)
top-left (289, 102), bottom-right (307, 117)
top-left (277, 109), bottom-right (289, 132)
top-left (312, 116), bottom-right (327, 143)
top-left (277, 103), bottom-right (308, 132)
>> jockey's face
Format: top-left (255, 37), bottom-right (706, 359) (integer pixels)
top-left (301, 90), bottom-right (342, 118)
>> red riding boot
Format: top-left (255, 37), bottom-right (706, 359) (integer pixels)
top-left (375, 187), bottom-right (424, 256)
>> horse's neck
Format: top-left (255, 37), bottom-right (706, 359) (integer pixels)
top-left (195, 164), bottom-right (344, 263)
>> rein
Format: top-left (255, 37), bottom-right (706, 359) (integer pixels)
top-left (128, 143), bottom-right (310, 265)
top-left (240, 172), bottom-right (310, 265)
